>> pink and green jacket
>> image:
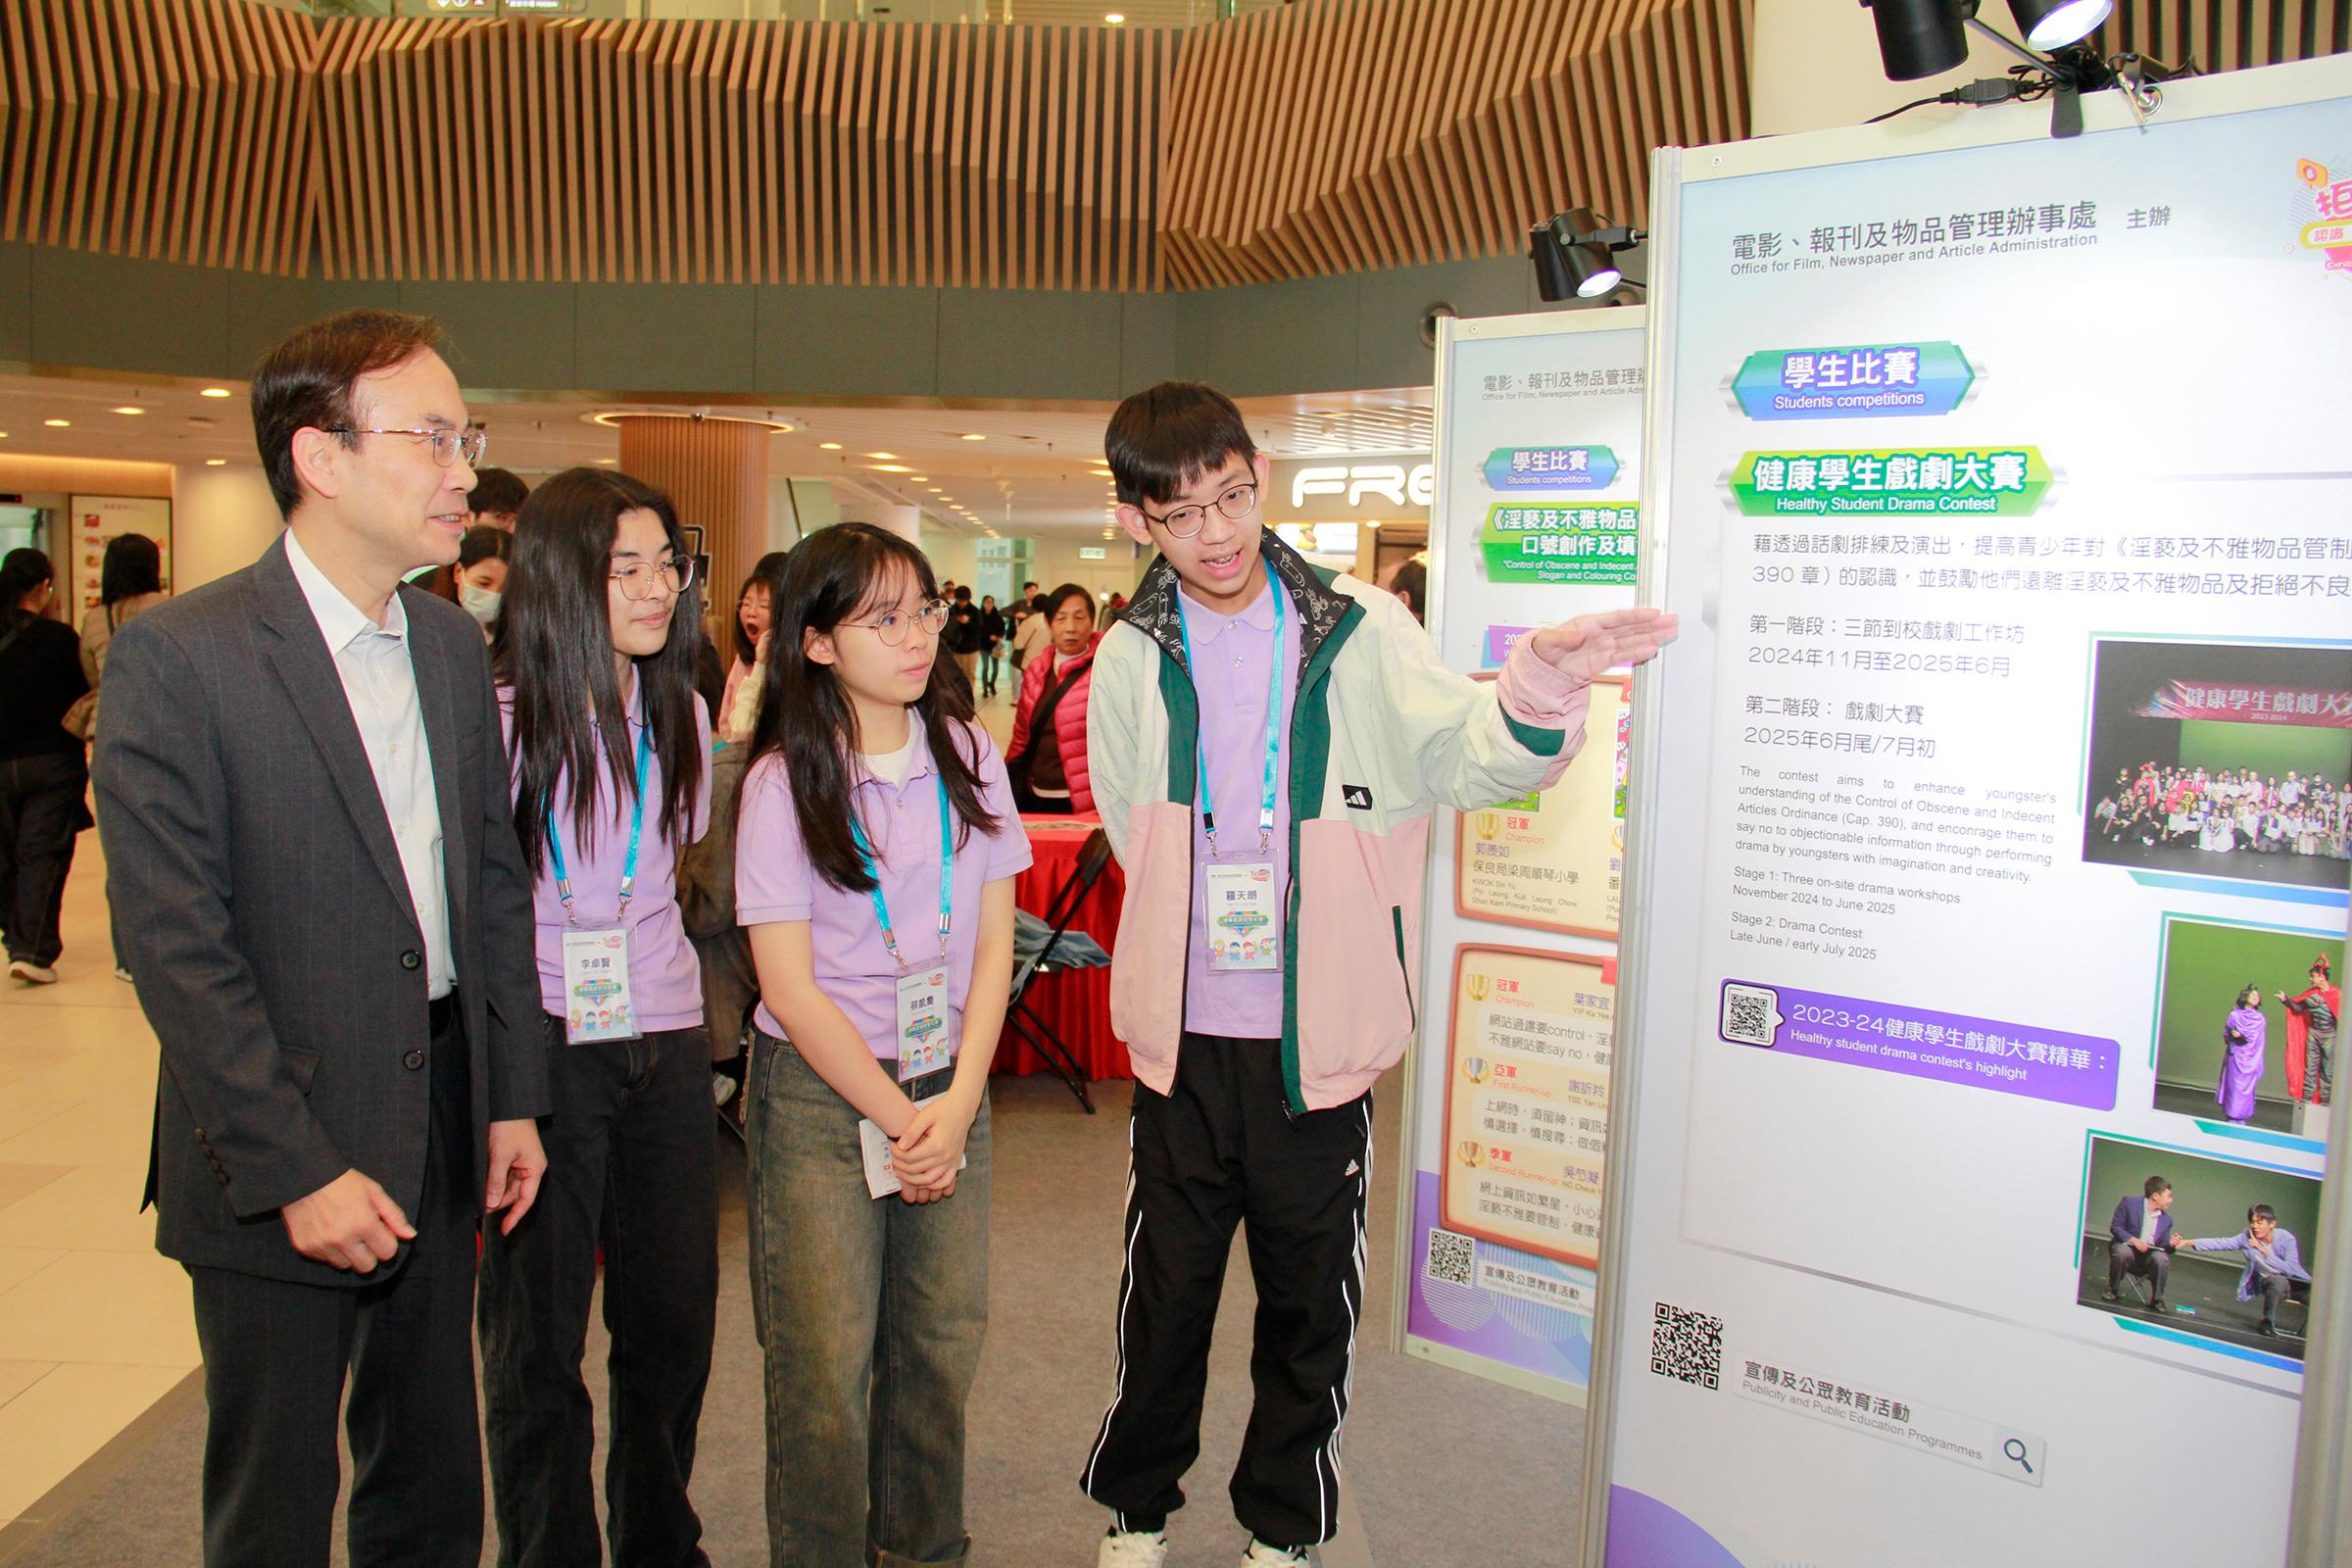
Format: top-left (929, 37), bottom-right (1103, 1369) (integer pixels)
top-left (1087, 533), bottom-right (1595, 1114)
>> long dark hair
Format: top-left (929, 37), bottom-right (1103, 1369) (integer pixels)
top-left (494, 466), bottom-right (706, 878)
top-left (741, 521), bottom-right (998, 894)
top-left (733, 549), bottom-right (792, 665)
top-left (100, 534), bottom-right (164, 605)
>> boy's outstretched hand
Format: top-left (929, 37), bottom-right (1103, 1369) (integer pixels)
top-left (1524, 607), bottom-right (1680, 683)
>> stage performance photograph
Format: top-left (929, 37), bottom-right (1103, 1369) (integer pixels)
top-left (2075, 1139), bottom-right (2323, 1360)
top-left (2080, 638), bottom-right (2352, 893)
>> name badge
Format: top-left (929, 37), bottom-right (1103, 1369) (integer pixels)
top-left (560, 925), bottom-right (640, 1044)
top-left (895, 961), bottom-right (955, 1082)
top-left (1204, 858), bottom-right (1281, 973)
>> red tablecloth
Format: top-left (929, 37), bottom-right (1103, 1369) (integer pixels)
top-left (997, 811), bottom-right (1131, 1081)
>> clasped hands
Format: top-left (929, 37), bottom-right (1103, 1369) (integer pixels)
top-left (890, 1083), bottom-right (982, 1206)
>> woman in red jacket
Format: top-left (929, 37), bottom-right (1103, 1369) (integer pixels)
top-left (1006, 582), bottom-right (1102, 814)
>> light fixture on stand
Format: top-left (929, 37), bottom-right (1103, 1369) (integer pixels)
top-left (1530, 208), bottom-right (1645, 303)
top-left (1858, 0), bottom-right (2184, 138)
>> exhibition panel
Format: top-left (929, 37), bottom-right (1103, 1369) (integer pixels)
top-left (1587, 54), bottom-right (2352, 1568)
top-left (1396, 309), bottom-right (1644, 1400)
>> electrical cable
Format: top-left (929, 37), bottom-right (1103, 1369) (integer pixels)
top-left (1865, 74), bottom-right (2029, 122)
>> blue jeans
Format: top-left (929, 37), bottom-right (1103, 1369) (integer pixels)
top-left (745, 1032), bottom-right (990, 1568)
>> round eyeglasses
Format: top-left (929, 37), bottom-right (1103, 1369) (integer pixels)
top-left (842, 599), bottom-right (952, 646)
top-left (1138, 480), bottom-right (1257, 539)
top-left (612, 557), bottom-right (695, 601)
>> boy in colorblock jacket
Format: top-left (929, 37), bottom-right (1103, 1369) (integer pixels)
top-left (1079, 382), bottom-right (1676, 1568)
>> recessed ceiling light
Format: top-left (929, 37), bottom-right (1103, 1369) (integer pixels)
top-left (909, 476), bottom-right (927, 483)
top-left (200, 386), bottom-right (232, 399)
top-left (114, 406), bottom-right (146, 416)
top-left (866, 451), bottom-right (899, 460)
top-left (1105, 13), bottom-right (1126, 24)
top-left (204, 458), bottom-right (226, 466)
top-left (870, 464), bottom-right (912, 473)
top-left (44, 418), bottom-right (69, 427)
top-left (819, 442), bottom-right (842, 450)
top-left (959, 433), bottom-right (987, 442)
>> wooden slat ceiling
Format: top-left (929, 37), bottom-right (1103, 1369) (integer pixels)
top-left (6, 0), bottom-right (2335, 294)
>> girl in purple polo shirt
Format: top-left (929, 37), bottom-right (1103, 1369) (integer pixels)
top-left (735, 522), bottom-right (1029, 1568)
top-left (476, 467), bottom-right (717, 1568)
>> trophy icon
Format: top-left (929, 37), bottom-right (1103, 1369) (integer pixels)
top-left (1467, 972), bottom-right (1491, 1003)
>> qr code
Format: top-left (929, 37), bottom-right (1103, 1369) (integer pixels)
top-left (1721, 982), bottom-right (1778, 1047)
top-left (1426, 1227), bottom-right (1476, 1288)
top-left (1650, 1301), bottom-right (1724, 1389)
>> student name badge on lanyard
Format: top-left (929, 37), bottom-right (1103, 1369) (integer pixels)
top-left (549, 721), bottom-right (653, 1045)
top-left (1179, 586), bottom-right (1285, 975)
top-left (851, 775), bottom-right (958, 1098)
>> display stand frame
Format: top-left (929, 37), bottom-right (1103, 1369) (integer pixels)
top-left (1390, 305), bottom-right (1647, 1405)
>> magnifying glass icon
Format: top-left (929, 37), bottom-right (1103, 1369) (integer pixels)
top-left (2003, 1439), bottom-right (2034, 1474)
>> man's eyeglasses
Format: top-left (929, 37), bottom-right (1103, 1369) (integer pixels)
top-left (612, 558), bottom-right (695, 601)
top-left (321, 426), bottom-right (489, 469)
top-left (1138, 480), bottom-right (1257, 540)
top-left (842, 599), bottom-right (952, 647)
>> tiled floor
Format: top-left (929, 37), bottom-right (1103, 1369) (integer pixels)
top-left (0, 833), bottom-right (195, 1529)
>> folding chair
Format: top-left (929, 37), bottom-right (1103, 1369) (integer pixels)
top-left (1004, 828), bottom-right (1116, 1113)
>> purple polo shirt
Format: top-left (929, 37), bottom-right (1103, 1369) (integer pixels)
top-left (501, 686), bottom-right (713, 1033)
top-left (1181, 578), bottom-right (1300, 1040)
top-left (736, 719), bottom-right (1031, 1057)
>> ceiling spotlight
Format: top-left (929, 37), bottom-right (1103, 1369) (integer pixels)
top-left (205, 458), bottom-right (226, 466)
top-left (959, 433), bottom-right (987, 442)
top-left (1861, 0), bottom-right (1968, 79)
top-left (870, 464), bottom-right (912, 473)
top-left (114, 405), bottom-right (146, 416)
top-left (819, 441), bottom-right (843, 450)
top-left (200, 386), bottom-right (232, 398)
top-left (1531, 207), bottom-right (1642, 302)
top-left (909, 475), bottom-right (928, 483)
top-left (866, 451), bottom-right (899, 460)
top-left (44, 418), bottom-right (69, 427)
top-left (1104, 11), bottom-right (1125, 22)
top-left (2007, 0), bottom-right (2110, 48)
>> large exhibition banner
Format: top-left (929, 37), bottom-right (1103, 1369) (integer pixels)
top-left (1587, 60), bottom-right (2352, 1566)
top-left (1396, 310), bottom-right (1644, 1399)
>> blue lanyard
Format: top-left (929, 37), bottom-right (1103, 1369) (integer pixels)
top-left (547, 717), bottom-right (654, 927)
top-left (1174, 583), bottom-right (1286, 856)
top-left (849, 770), bottom-right (955, 968)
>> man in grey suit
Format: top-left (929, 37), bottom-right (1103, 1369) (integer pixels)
top-left (93, 309), bottom-right (549, 1567)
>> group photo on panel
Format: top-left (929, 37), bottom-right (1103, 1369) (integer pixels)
top-left (5, 307), bottom-right (1674, 1568)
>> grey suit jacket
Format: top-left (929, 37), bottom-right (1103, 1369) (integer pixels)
top-left (93, 534), bottom-right (550, 1286)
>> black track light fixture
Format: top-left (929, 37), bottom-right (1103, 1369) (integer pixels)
top-left (1530, 208), bottom-right (1645, 304)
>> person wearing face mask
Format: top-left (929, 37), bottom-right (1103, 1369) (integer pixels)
top-left (446, 525), bottom-right (511, 640)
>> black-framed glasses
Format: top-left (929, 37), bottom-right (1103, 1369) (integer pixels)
top-left (612, 557), bottom-right (695, 601)
top-left (320, 425), bottom-right (489, 468)
top-left (842, 599), bottom-right (951, 647)
top-left (1139, 480), bottom-right (1257, 539)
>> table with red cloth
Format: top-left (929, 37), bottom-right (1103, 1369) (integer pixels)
top-left (996, 811), bottom-right (1132, 1081)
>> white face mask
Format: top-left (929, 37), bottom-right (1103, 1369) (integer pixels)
top-left (460, 583), bottom-right (503, 626)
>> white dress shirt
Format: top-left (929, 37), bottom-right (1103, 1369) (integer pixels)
top-left (285, 530), bottom-right (456, 998)
top-left (2140, 1202), bottom-right (2161, 1245)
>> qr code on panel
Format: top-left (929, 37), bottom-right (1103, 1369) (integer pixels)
top-left (1426, 1227), bottom-right (1476, 1288)
top-left (1722, 982), bottom-right (1778, 1048)
top-left (1650, 1301), bottom-right (1724, 1390)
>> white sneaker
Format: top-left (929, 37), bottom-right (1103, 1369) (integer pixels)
top-left (8, 959), bottom-right (58, 986)
top-left (1098, 1529), bottom-right (1169, 1568)
top-left (1241, 1542), bottom-right (1311, 1567)
top-left (115, 965), bottom-right (133, 983)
